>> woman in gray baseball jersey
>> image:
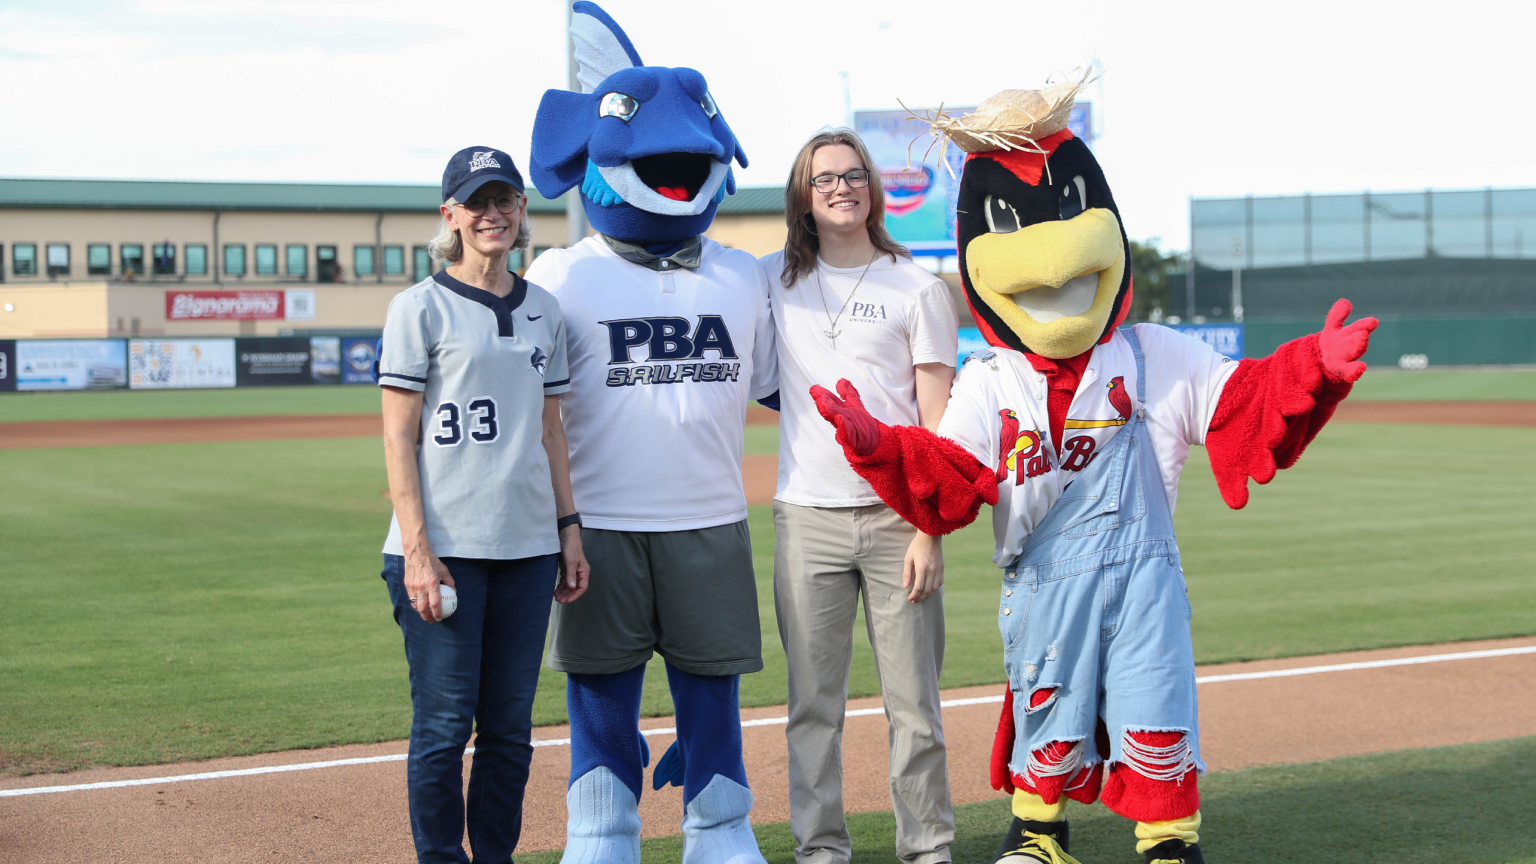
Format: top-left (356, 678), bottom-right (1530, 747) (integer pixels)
top-left (378, 146), bottom-right (590, 864)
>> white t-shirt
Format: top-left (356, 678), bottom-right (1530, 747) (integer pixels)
top-left (762, 250), bottom-right (959, 507)
top-left (525, 236), bottom-right (777, 531)
top-left (937, 324), bottom-right (1238, 566)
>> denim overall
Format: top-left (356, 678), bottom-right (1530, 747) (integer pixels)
top-left (999, 328), bottom-right (1202, 785)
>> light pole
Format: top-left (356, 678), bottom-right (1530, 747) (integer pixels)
top-left (1230, 234), bottom-right (1244, 323)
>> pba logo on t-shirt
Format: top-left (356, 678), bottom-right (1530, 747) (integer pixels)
top-left (599, 315), bottom-right (741, 388)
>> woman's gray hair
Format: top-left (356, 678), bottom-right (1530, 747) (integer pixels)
top-left (427, 195), bottom-right (532, 265)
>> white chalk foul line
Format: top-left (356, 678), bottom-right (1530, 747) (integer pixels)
top-left (6, 644), bottom-right (1532, 799)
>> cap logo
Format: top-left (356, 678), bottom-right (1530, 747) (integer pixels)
top-left (468, 151), bottom-right (502, 172)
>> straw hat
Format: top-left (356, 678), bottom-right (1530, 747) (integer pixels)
top-left (910, 67), bottom-right (1095, 157)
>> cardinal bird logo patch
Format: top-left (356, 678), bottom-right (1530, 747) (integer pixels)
top-left (1064, 376), bottom-right (1132, 430)
top-left (997, 409), bottom-right (1049, 485)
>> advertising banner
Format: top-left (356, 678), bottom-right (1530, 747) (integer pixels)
top-left (856, 102), bottom-right (1093, 256)
top-left (855, 109), bottom-right (970, 255)
top-left (957, 321), bottom-right (1241, 363)
top-left (166, 290), bottom-right (284, 321)
top-left (0, 340), bottom-right (14, 392)
top-left (1166, 323), bottom-right (1245, 360)
top-left (310, 337), bottom-right (341, 384)
top-left (340, 337), bottom-right (378, 385)
top-left (236, 337), bottom-right (312, 387)
top-left (15, 339), bottom-right (128, 391)
top-left (129, 338), bottom-right (237, 389)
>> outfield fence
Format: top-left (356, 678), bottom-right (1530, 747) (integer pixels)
top-left (0, 334), bottom-right (381, 393)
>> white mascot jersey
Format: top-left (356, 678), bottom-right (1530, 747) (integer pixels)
top-left (938, 325), bottom-right (1237, 566)
top-left (526, 236), bottom-right (777, 532)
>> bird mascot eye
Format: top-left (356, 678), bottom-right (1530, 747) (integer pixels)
top-left (984, 195), bottom-right (1021, 234)
top-left (700, 92), bottom-right (718, 119)
top-left (599, 91), bottom-right (640, 121)
top-left (1059, 174), bottom-right (1088, 220)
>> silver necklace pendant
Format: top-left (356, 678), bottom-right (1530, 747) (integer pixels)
top-left (824, 328), bottom-right (841, 348)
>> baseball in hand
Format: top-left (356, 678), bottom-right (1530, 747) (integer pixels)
top-left (438, 583), bottom-right (458, 619)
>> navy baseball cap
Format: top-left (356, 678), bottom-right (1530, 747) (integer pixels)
top-left (442, 146), bottom-right (525, 203)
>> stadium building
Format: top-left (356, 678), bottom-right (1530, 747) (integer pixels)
top-left (0, 178), bottom-right (785, 339)
top-left (1179, 187), bottom-right (1536, 366)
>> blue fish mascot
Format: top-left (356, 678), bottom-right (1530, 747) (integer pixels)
top-left (525, 5), bottom-right (777, 864)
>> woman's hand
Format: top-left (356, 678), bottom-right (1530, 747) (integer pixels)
top-left (405, 547), bottom-right (455, 622)
top-left (554, 525), bottom-right (590, 604)
top-left (903, 531), bottom-right (944, 603)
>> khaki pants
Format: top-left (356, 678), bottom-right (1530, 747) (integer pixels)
top-left (773, 501), bottom-right (954, 864)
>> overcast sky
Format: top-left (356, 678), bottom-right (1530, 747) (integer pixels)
top-left (1, 0), bottom-right (1528, 250)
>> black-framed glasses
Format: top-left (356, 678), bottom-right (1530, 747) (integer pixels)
top-left (811, 170), bottom-right (871, 193)
top-left (456, 194), bottom-right (521, 217)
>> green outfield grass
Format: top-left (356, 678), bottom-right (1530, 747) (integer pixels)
top-left (1349, 368), bottom-right (1536, 401)
top-left (518, 736), bottom-right (1536, 864)
top-left (2, 419), bottom-right (1533, 773)
top-left (0, 366), bottom-right (1532, 425)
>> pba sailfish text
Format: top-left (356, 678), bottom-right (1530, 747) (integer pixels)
top-left (600, 314), bottom-right (741, 387)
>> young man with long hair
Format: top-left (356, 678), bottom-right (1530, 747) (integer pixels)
top-left (761, 129), bottom-right (960, 864)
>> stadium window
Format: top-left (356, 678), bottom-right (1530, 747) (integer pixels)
top-left (13, 243), bottom-right (36, 276)
top-left (185, 244), bottom-right (208, 275)
top-left (47, 243), bottom-right (70, 277)
top-left (120, 244), bottom-right (144, 278)
top-left (354, 245), bottom-right (375, 276)
top-left (286, 244), bottom-right (307, 277)
top-left (88, 244), bottom-right (111, 275)
top-left (152, 243), bottom-right (176, 276)
top-left (412, 246), bottom-right (431, 281)
top-left (317, 245), bottom-right (339, 283)
top-left (224, 244), bottom-right (247, 277)
top-left (383, 245), bottom-right (404, 275)
top-left (254, 244), bottom-right (278, 275)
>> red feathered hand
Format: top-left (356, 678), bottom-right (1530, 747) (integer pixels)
top-left (1207, 299), bottom-right (1377, 509)
top-left (810, 379), bottom-right (882, 456)
top-left (1318, 298), bottom-right (1378, 383)
top-left (811, 380), bottom-right (999, 535)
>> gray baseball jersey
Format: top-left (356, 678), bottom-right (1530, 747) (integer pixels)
top-left (379, 270), bottom-right (571, 559)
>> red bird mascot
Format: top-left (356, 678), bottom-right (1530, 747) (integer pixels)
top-left (812, 82), bottom-right (1376, 864)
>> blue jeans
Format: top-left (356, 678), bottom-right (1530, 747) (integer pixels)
top-left (383, 553), bottom-right (558, 864)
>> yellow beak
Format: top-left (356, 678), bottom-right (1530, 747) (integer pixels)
top-left (966, 208), bottom-right (1126, 359)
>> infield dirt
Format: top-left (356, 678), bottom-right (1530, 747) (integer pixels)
top-left (2, 637), bottom-right (1533, 863)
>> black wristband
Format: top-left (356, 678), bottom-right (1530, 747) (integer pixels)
top-left (557, 513), bottom-right (582, 531)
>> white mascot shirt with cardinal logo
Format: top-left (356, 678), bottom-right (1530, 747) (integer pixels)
top-left (936, 324), bottom-right (1238, 566)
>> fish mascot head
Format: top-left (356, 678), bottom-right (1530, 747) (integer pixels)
top-left (530, 1), bottom-right (749, 244)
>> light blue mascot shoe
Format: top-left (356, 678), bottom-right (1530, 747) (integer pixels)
top-left (681, 774), bottom-right (765, 864)
top-left (563, 765), bottom-right (642, 864)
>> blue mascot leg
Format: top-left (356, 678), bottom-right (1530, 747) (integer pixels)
top-left (665, 662), bottom-right (768, 864)
top-left (563, 663), bottom-right (649, 864)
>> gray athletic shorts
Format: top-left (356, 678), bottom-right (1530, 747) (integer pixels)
top-left (548, 519), bottom-right (763, 677)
